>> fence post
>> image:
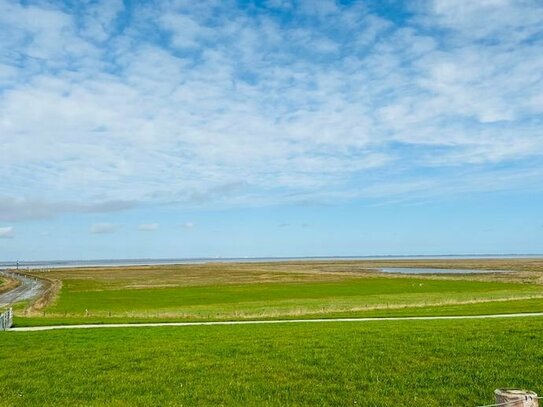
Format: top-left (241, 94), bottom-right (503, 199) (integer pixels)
top-left (494, 389), bottom-right (539, 407)
top-left (0, 308), bottom-right (13, 331)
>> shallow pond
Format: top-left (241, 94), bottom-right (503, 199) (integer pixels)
top-left (377, 267), bottom-right (511, 274)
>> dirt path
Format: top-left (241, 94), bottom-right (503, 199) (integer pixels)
top-left (8, 312), bottom-right (543, 332)
top-left (0, 270), bottom-right (46, 309)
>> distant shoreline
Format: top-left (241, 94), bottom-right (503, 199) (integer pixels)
top-left (2, 254), bottom-right (542, 270)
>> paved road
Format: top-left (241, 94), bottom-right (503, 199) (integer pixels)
top-left (9, 312), bottom-right (543, 332)
top-left (0, 270), bottom-right (45, 309)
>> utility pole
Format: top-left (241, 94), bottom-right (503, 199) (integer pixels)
top-left (16, 259), bottom-right (19, 271)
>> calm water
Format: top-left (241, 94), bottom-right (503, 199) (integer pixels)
top-left (377, 267), bottom-right (511, 274)
top-left (0, 255), bottom-right (539, 270)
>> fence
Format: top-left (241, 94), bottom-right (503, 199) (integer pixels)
top-left (0, 307), bottom-right (13, 331)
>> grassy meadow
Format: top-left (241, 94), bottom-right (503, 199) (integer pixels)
top-left (2, 318), bottom-right (543, 406)
top-left (14, 258), bottom-right (543, 326)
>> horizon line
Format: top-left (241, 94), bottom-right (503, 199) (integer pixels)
top-left (2, 253), bottom-right (543, 267)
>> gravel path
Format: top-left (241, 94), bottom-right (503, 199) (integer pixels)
top-left (0, 270), bottom-right (45, 309)
top-left (9, 312), bottom-right (543, 332)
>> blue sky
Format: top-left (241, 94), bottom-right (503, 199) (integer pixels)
top-left (1, 0), bottom-right (542, 260)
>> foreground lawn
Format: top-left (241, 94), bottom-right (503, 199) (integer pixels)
top-left (1, 318), bottom-right (542, 406)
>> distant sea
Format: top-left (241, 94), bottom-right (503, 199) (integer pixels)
top-left (1, 254), bottom-right (542, 270)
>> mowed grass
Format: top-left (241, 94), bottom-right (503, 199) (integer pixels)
top-left (16, 297), bottom-right (543, 327)
top-left (14, 259), bottom-right (543, 325)
top-left (19, 276), bottom-right (543, 325)
top-left (54, 277), bottom-right (540, 311)
top-left (1, 318), bottom-right (543, 406)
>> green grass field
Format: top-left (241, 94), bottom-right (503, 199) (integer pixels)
top-left (14, 259), bottom-right (543, 326)
top-left (2, 259), bottom-right (543, 406)
top-left (15, 276), bottom-right (543, 326)
top-left (47, 277), bottom-right (543, 313)
top-left (1, 318), bottom-right (542, 406)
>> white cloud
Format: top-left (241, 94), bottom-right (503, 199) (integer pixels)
top-left (138, 223), bottom-right (158, 231)
top-left (182, 222), bottom-right (194, 229)
top-left (0, 226), bottom-right (14, 238)
top-left (160, 13), bottom-right (213, 49)
top-left (1, 0), bottom-right (542, 218)
top-left (79, 0), bottom-right (124, 42)
top-left (420, 0), bottom-right (543, 42)
top-left (90, 223), bottom-right (118, 234)
top-left (0, 196), bottom-right (134, 221)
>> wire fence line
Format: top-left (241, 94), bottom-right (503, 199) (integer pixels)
top-left (0, 307), bottom-right (13, 330)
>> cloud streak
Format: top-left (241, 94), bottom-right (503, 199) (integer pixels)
top-left (0, 226), bottom-right (14, 238)
top-left (0, 196), bottom-right (135, 222)
top-left (90, 223), bottom-right (118, 234)
top-left (138, 223), bottom-right (158, 231)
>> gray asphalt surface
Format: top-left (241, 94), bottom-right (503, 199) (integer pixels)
top-left (0, 270), bottom-right (45, 308)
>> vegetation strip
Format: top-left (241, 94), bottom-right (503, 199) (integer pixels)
top-left (0, 275), bottom-right (21, 297)
top-left (13, 259), bottom-right (543, 324)
top-left (10, 311), bottom-right (543, 331)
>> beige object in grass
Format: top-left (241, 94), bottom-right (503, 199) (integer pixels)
top-left (494, 389), bottom-right (539, 407)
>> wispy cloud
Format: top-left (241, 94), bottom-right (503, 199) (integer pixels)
top-left (138, 223), bottom-right (158, 231)
top-left (0, 226), bottom-right (14, 238)
top-left (182, 222), bottom-right (195, 229)
top-left (90, 223), bottom-right (118, 234)
top-left (1, 0), bottom-right (542, 220)
top-left (0, 196), bottom-right (135, 222)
